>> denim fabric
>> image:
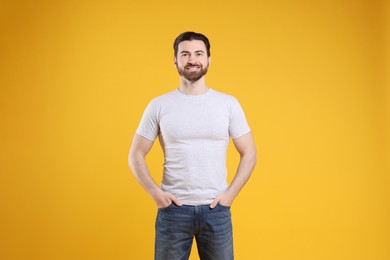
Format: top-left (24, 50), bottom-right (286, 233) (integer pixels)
top-left (155, 204), bottom-right (233, 260)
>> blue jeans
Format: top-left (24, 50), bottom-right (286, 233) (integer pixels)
top-left (155, 204), bottom-right (234, 260)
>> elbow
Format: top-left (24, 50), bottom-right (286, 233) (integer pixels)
top-left (128, 151), bottom-right (141, 175)
top-left (249, 152), bottom-right (257, 169)
top-left (242, 150), bottom-right (257, 169)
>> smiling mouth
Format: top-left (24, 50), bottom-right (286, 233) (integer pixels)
top-left (185, 65), bottom-right (201, 70)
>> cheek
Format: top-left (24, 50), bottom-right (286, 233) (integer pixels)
top-left (178, 58), bottom-right (188, 66)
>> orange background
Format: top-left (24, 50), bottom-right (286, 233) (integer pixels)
top-left (0, 0), bottom-right (389, 259)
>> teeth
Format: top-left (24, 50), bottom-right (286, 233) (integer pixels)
top-left (187, 66), bottom-right (200, 70)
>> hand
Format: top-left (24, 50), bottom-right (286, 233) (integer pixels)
top-left (152, 189), bottom-right (182, 208)
top-left (210, 192), bottom-right (235, 209)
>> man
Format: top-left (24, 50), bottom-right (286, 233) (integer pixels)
top-left (128, 31), bottom-right (256, 260)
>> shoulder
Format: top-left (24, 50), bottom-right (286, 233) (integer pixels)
top-left (210, 89), bottom-right (240, 105)
top-left (147, 89), bottom-right (178, 107)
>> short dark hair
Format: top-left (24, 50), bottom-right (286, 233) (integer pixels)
top-left (173, 31), bottom-right (211, 57)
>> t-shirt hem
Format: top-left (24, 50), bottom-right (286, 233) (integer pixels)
top-left (179, 200), bottom-right (214, 206)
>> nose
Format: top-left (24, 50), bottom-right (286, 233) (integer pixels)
top-left (187, 57), bottom-right (198, 64)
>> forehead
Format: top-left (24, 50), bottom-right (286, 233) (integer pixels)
top-left (178, 40), bottom-right (207, 52)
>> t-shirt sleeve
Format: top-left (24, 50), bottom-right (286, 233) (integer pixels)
top-left (229, 97), bottom-right (251, 139)
top-left (135, 100), bottom-right (160, 141)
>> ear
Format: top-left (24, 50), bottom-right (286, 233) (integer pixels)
top-left (208, 56), bottom-right (211, 67)
top-left (174, 56), bottom-right (177, 67)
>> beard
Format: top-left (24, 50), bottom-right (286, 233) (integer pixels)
top-left (176, 63), bottom-right (209, 82)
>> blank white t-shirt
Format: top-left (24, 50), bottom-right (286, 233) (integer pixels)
top-left (136, 88), bottom-right (251, 205)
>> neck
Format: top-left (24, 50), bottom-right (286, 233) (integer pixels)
top-left (178, 76), bottom-right (209, 95)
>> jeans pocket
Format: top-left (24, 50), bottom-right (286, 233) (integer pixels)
top-left (217, 203), bottom-right (231, 209)
top-left (159, 202), bottom-right (174, 210)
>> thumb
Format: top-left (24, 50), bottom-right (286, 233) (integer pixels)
top-left (169, 193), bottom-right (182, 206)
top-left (210, 197), bottom-right (220, 209)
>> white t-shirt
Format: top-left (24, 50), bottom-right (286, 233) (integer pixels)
top-left (136, 88), bottom-right (251, 205)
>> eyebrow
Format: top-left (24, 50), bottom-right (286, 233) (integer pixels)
top-left (179, 50), bottom-right (205, 54)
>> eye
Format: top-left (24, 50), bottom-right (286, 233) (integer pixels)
top-left (181, 53), bottom-right (188, 57)
top-left (196, 52), bottom-right (203, 56)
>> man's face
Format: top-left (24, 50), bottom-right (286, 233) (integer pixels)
top-left (175, 40), bottom-right (210, 82)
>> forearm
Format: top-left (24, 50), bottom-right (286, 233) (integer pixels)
top-left (226, 152), bottom-right (256, 199)
top-left (129, 153), bottom-right (182, 207)
top-left (128, 153), bottom-right (161, 199)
